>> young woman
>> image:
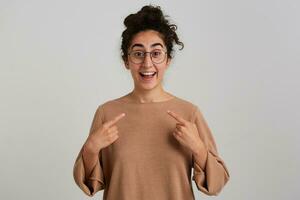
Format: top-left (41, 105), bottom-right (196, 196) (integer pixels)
top-left (73, 5), bottom-right (230, 200)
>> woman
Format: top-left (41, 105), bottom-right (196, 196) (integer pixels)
top-left (73, 5), bottom-right (230, 200)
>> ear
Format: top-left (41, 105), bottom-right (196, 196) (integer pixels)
top-left (124, 60), bottom-right (130, 70)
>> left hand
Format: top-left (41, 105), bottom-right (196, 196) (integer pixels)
top-left (167, 110), bottom-right (205, 154)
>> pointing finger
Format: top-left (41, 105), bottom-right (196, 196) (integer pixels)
top-left (105, 113), bottom-right (126, 128)
top-left (167, 110), bottom-right (186, 125)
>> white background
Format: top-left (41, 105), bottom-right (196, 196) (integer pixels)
top-left (1, 0), bottom-right (299, 199)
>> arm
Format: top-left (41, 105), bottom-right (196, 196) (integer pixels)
top-left (191, 106), bottom-right (230, 196)
top-left (73, 105), bottom-right (105, 196)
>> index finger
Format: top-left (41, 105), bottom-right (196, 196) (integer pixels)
top-left (167, 110), bottom-right (187, 125)
top-left (105, 113), bottom-right (126, 128)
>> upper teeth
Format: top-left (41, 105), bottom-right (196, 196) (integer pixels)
top-left (140, 72), bottom-right (156, 75)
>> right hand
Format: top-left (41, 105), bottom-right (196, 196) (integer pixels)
top-left (85, 112), bottom-right (126, 154)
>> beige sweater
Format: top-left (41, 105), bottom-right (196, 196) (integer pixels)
top-left (73, 95), bottom-right (230, 200)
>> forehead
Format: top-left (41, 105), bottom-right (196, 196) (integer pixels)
top-left (129, 30), bottom-right (165, 49)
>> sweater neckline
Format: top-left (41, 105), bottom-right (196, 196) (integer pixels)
top-left (117, 95), bottom-right (177, 105)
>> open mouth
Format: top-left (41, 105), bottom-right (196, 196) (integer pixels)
top-left (139, 71), bottom-right (157, 82)
top-left (139, 71), bottom-right (156, 77)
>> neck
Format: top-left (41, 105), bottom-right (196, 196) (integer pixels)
top-left (128, 86), bottom-right (172, 103)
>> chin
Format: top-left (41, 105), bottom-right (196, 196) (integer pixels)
top-left (136, 80), bottom-right (161, 91)
top-left (139, 83), bottom-right (157, 90)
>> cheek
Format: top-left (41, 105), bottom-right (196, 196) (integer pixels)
top-left (157, 67), bottom-right (168, 78)
top-left (128, 65), bottom-right (140, 75)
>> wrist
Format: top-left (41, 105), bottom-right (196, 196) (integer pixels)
top-left (192, 145), bottom-right (208, 170)
top-left (192, 146), bottom-right (206, 157)
top-left (84, 138), bottom-right (101, 155)
top-left (192, 142), bottom-right (206, 155)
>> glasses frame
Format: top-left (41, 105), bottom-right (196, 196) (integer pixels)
top-left (127, 49), bottom-right (168, 64)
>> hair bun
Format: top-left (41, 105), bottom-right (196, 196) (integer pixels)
top-left (124, 5), bottom-right (165, 28)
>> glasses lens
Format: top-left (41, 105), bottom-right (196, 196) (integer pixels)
top-left (129, 50), bottom-right (166, 64)
top-left (130, 50), bottom-right (144, 64)
top-left (151, 50), bottom-right (165, 64)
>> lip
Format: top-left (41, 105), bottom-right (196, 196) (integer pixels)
top-left (139, 71), bottom-right (157, 76)
top-left (138, 71), bottom-right (157, 82)
top-left (139, 71), bottom-right (156, 73)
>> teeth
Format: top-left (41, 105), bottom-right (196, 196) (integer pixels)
top-left (140, 72), bottom-right (156, 76)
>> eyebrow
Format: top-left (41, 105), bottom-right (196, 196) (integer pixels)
top-left (131, 43), bottom-right (164, 49)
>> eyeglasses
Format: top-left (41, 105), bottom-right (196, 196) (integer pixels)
top-left (127, 49), bottom-right (167, 64)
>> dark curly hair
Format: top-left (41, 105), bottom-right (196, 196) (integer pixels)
top-left (121, 4), bottom-right (184, 63)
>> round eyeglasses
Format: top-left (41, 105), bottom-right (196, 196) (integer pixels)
top-left (128, 49), bottom-right (167, 64)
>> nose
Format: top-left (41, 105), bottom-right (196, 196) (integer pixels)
top-left (142, 52), bottom-right (153, 68)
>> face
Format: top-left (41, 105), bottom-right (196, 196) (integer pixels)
top-left (125, 30), bottom-right (171, 91)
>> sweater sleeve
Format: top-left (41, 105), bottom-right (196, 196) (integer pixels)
top-left (191, 106), bottom-right (230, 196)
top-left (73, 105), bottom-right (105, 196)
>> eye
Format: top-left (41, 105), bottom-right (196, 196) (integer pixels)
top-left (151, 50), bottom-right (162, 57)
top-left (133, 51), bottom-right (144, 57)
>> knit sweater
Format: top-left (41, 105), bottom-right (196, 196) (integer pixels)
top-left (73, 95), bottom-right (230, 200)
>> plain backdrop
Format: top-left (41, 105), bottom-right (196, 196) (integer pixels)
top-left (1, 0), bottom-right (299, 199)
